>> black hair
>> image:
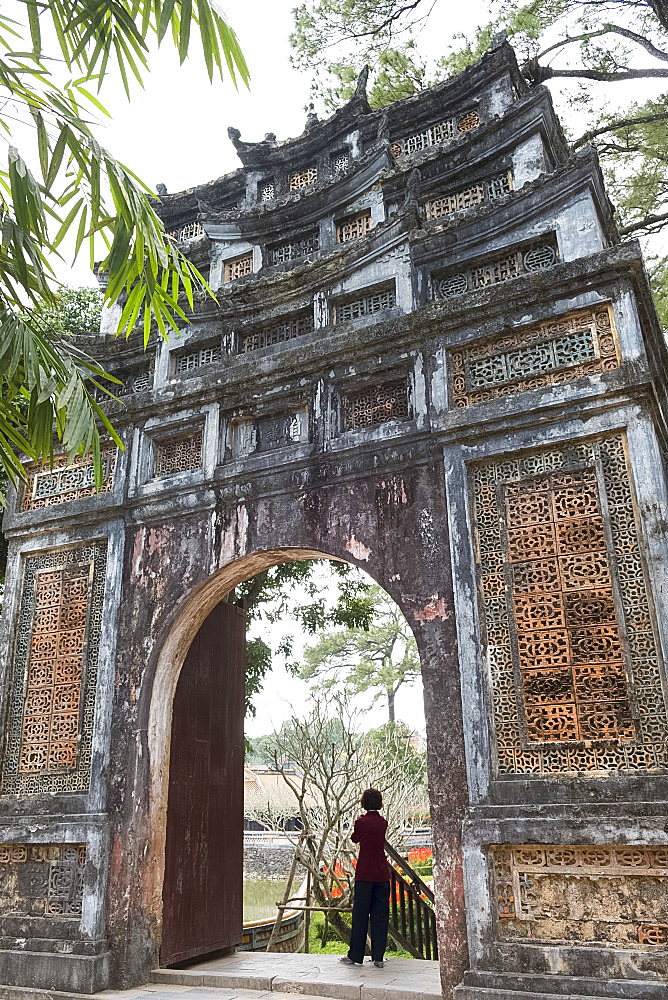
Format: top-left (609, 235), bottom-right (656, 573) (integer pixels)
top-left (361, 788), bottom-right (382, 810)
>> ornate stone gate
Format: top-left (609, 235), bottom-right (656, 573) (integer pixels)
top-left (0, 38), bottom-right (667, 1000)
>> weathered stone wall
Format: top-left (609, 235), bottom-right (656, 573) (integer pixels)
top-left (243, 845), bottom-right (301, 879)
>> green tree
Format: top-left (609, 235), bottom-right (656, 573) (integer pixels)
top-left (0, 2), bottom-right (248, 496)
top-left (300, 585), bottom-right (420, 722)
top-left (364, 721), bottom-right (426, 782)
top-left (33, 285), bottom-right (103, 338)
top-left (233, 560), bottom-right (375, 718)
top-left (290, 0), bottom-right (668, 315)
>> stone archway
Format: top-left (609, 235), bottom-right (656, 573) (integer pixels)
top-left (141, 545), bottom-right (462, 979)
top-left (104, 476), bottom-right (468, 995)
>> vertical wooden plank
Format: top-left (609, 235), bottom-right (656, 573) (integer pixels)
top-left (161, 601), bottom-right (246, 966)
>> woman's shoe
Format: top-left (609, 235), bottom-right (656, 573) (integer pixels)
top-left (373, 960), bottom-right (384, 969)
top-left (340, 956), bottom-right (357, 966)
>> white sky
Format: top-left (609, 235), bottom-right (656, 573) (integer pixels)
top-left (244, 562), bottom-right (426, 739)
top-left (41, 0), bottom-right (666, 287)
top-left (52, 0), bottom-right (492, 286)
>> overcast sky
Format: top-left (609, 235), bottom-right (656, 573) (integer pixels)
top-left (245, 563), bottom-right (426, 739)
top-left (57, 0), bottom-right (494, 286)
top-left (50, 0), bottom-right (667, 287)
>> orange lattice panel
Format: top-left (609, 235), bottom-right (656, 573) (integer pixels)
top-left (450, 305), bottom-right (620, 408)
top-left (19, 566), bottom-right (90, 773)
top-left (505, 469), bottom-right (634, 744)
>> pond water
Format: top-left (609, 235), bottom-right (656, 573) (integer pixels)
top-left (243, 877), bottom-right (287, 923)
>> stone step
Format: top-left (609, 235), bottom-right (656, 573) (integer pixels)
top-left (455, 991), bottom-right (626, 1000)
top-left (151, 953), bottom-right (442, 1000)
top-left (457, 971), bottom-right (668, 1000)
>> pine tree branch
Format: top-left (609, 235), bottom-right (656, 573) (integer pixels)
top-left (537, 23), bottom-right (668, 63)
top-left (529, 62), bottom-right (668, 82)
top-left (572, 110), bottom-right (668, 149)
top-left (620, 208), bottom-right (668, 235)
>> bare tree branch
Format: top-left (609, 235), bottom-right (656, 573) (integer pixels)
top-left (526, 59), bottom-right (668, 82)
top-left (536, 23), bottom-right (668, 63)
top-left (620, 208), bottom-right (668, 235)
top-left (572, 110), bottom-right (668, 148)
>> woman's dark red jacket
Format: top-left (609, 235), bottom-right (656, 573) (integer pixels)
top-left (351, 811), bottom-right (389, 882)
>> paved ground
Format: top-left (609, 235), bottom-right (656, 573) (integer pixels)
top-left (98, 952), bottom-right (442, 1000)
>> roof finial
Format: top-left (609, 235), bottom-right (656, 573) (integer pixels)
top-left (227, 126), bottom-right (242, 149)
top-left (156, 182), bottom-right (167, 196)
top-left (304, 103), bottom-right (319, 131)
top-left (354, 65), bottom-right (369, 100)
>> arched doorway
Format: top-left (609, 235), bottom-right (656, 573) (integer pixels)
top-left (152, 549), bottom-right (429, 969)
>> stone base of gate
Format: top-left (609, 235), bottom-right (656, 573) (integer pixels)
top-left (0, 949), bottom-right (110, 995)
top-left (455, 971), bottom-right (668, 1000)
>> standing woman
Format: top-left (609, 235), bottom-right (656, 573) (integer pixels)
top-left (340, 788), bottom-right (390, 969)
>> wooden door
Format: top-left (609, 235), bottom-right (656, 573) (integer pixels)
top-left (161, 601), bottom-right (246, 966)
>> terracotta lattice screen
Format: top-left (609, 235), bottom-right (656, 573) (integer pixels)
top-left (470, 434), bottom-right (668, 775)
top-left (0, 844), bottom-right (86, 918)
top-left (1, 541), bottom-right (107, 795)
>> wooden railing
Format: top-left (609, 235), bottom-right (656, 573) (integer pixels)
top-left (385, 841), bottom-right (438, 961)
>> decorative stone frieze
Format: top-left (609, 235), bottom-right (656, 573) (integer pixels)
top-left (342, 379), bottom-right (410, 431)
top-left (450, 305), bottom-right (619, 408)
top-left (433, 239), bottom-right (558, 303)
top-left (391, 110), bottom-right (480, 158)
top-left (425, 171), bottom-right (513, 220)
top-left (333, 285), bottom-right (396, 323)
top-left (153, 428), bottom-right (203, 477)
top-left (0, 843), bottom-right (86, 918)
top-left (491, 844), bottom-right (668, 946)
top-left (239, 310), bottom-right (314, 353)
top-left (22, 449), bottom-right (116, 511)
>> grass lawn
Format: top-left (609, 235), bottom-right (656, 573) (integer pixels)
top-left (305, 914), bottom-right (414, 959)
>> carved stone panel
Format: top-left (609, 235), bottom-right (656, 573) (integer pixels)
top-left (0, 843), bottom-right (86, 918)
top-left (450, 305), bottom-right (619, 407)
top-left (469, 433), bottom-right (668, 775)
top-left (1, 541), bottom-right (107, 795)
top-left (491, 844), bottom-right (668, 948)
top-left (22, 450), bottom-right (116, 512)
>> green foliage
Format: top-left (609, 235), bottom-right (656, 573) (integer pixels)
top-left (33, 286), bottom-right (103, 338)
top-left (364, 721), bottom-right (426, 780)
top-left (0, 2), bottom-right (248, 497)
top-left (649, 256), bottom-right (668, 328)
top-left (594, 95), bottom-right (668, 237)
top-left (301, 585), bottom-right (420, 722)
top-left (245, 637), bottom-right (272, 719)
top-left (411, 858), bottom-right (433, 878)
top-left (235, 560), bottom-right (375, 718)
top-left (324, 44), bottom-right (433, 111)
